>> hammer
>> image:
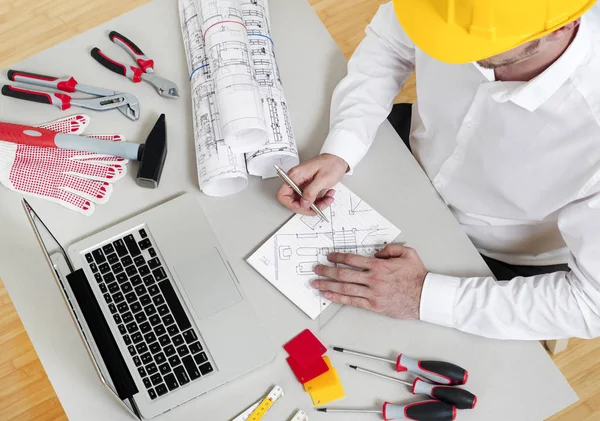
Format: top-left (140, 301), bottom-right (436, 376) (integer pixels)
top-left (0, 114), bottom-right (167, 188)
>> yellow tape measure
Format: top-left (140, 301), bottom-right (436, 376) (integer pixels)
top-left (246, 385), bottom-right (284, 421)
top-left (290, 410), bottom-right (308, 421)
top-left (232, 385), bottom-right (284, 421)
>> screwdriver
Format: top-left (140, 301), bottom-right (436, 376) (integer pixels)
top-left (333, 347), bottom-right (468, 386)
top-left (317, 400), bottom-right (456, 421)
top-left (349, 365), bottom-right (477, 409)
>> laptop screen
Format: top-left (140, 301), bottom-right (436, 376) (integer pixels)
top-left (21, 199), bottom-right (141, 417)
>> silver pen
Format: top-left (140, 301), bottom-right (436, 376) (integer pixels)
top-left (273, 164), bottom-right (329, 222)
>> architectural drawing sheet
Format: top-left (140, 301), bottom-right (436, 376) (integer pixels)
top-left (247, 184), bottom-right (402, 319)
top-left (179, 0), bottom-right (300, 195)
top-left (241, 0), bottom-right (300, 178)
top-left (199, 0), bottom-right (267, 153)
top-left (180, 0), bottom-right (249, 196)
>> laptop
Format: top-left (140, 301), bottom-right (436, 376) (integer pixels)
top-left (23, 193), bottom-right (275, 419)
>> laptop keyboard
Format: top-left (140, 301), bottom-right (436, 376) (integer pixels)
top-left (85, 227), bottom-right (214, 400)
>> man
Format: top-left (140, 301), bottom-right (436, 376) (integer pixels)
top-left (276, 0), bottom-right (600, 340)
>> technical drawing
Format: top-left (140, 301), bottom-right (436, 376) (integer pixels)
top-left (240, 0), bottom-right (299, 177)
top-left (179, 0), bottom-right (299, 195)
top-left (200, 0), bottom-right (267, 152)
top-left (273, 227), bottom-right (390, 281)
top-left (279, 245), bottom-right (292, 260)
top-left (180, 0), bottom-right (248, 196)
top-left (297, 261), bottom-right (318, 275)
top-left (247, 183), bottom-right (402, 319)
top-left (349, 193), bottom-right (372, 215)
top-left (300, 215), bottom-right (323, 231)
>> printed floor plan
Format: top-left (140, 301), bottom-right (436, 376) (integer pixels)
top-left (248, 183), bottom-right (402, 319)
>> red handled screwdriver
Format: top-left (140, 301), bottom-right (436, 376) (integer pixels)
top-left (349, 365), bottom-right (477, 409)
top-left (317, 400), bottom-right (456, 421)
top-left (333, 347), bottom-right (468, 385)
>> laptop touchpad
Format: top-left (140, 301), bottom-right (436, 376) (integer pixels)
top-left (173, 248), bottom-right (242, 321)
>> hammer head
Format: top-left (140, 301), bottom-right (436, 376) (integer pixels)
top-left (136, 114), bottom-right (167, 188)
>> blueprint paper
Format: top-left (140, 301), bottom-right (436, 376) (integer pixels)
top-left (199, 0), bottom-right (267, 153)
top-left (179, 0), bottom-right (300, 195)
top-left (247, 184), bottom-right (402, 319)
top-left (241, 0), bottom-right (300, 178)
top-left (180, 0), bottom-right (249, 196)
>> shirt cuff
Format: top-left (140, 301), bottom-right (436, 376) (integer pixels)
top-left (419, 273), bottom-right (461, 328)
top-left (320, 129), bottom-right (370, 174)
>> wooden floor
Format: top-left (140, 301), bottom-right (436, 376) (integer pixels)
top-left (0, 1), bottom-right (598, 420)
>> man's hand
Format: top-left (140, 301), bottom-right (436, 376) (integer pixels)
top-left (311, 244), bottom-right (428, 319)
top-left (276, 153), bottom-right (348, 216)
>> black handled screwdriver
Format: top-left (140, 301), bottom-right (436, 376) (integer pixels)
top-left (334, 347), bottom-right (468, 385)
top-left (317, 400), bottom-right (456, 421)
top-left (349, 365), bottom-right (477, 409)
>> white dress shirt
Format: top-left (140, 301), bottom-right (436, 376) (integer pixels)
top-left (320, 2), bottom-right (600, 340)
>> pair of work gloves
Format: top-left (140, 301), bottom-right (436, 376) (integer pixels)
top-left (0, 114), bottom-right (127, 216)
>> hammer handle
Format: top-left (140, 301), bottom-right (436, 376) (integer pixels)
top-left (0, 121), bottom-right (140, 160)
top-left (0, 121), bottom-right (58, 147)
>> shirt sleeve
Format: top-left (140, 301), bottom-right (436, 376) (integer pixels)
top-left (419, 190), bottom-right (600, 340)
top-left (320, 1), bottom-right (416, 172)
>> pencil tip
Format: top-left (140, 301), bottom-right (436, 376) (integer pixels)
top-left (333, 347), bottom-right (344, 352)
top-left (317, 408), bottom-right (326, 412)
top-left (349, 365), bottom-right (357, 369)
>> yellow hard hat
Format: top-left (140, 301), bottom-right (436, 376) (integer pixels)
top-left (392, 0), bottom-right (597, 64)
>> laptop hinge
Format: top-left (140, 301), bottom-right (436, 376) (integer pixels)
top-left (66, 269), bottom-right (141, 418)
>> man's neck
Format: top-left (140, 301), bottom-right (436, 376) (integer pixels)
top-left (494, 28), bottom-right (578, 82)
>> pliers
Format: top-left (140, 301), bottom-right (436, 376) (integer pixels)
top-left (91, 31), bottom-right (179, 99)
top-left (2, 70), bottom-right (140, 121)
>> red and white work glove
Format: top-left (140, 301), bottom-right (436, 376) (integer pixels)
top-left (0, 114), bottom-right (127, 216)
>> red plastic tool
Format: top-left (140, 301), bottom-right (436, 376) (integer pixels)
top-left (284, 329), bottom-right (330, 384)
top-left (286, 355), bottom-right (329, 384)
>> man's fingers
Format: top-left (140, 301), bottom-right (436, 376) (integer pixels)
top-left (327, 252), bottom-right (374, 270)
top-left (301, 178), bottom-right (329, 209)
top-left (314, 194), bottom-right (335, 210)
top-left (312, 279), bottom-right (370, 298)
top-left (313, 264), bottom-right (370, 284)
top-left (375, 243), bottom-right (413, 259)
top-left (287, 164), bottom-right (312, 183)
top-left (277, 188), bottom-right (322, 216)
top-left (320, 291), bottom-right (372, 310)
top-left (276, 184), bottom-right (299, 208)
top-left (300, 189), bottom-right (336, 213)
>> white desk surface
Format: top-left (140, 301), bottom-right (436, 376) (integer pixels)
top-left (0, 0), bottom-right (578, 419)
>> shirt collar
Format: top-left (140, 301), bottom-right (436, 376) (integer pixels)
top-left (473, 62), bottom-right (495, 82)
top-left (471, 17), bottom-right (591, 112)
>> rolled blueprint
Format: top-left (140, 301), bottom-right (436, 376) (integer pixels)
top-left (198, 0), bottom-right (267, 153)
top-left (179, 0), bottom-right (300, 195)
top-left (179, 0), bottom-right (248, 196)
top-left (241, 0), bottom-right (300, 177)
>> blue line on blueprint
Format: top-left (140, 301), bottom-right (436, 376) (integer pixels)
top-left (248, 34), bottom-right (274, 46)
top-left (190, 64), bottom-right (209, 80)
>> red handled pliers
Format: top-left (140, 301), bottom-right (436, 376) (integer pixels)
top-left (2, 70), bottom-right (140, 120)
top-left (91, 31), bottom-right (179, 99)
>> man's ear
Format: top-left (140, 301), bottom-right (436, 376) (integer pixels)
top-left (549, 18), bottom-right (581, 38)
